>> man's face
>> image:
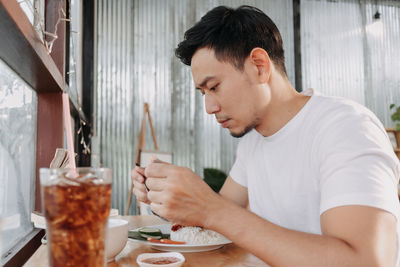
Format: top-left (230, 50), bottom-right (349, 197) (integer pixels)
top-left (191, 48), bottom-right (271, 138)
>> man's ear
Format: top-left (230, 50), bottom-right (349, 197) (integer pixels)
top-left (249, 48), bottom-right (271, 83)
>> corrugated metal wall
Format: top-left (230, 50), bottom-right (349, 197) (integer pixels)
top-left (301, 0), bottom-right (400, 126)
top-left (363, 1), bottom-right (400, 126)
top-left (94, 0), bottom-right (294, 214)
top-left (95, 0), bottom-right (134, 214)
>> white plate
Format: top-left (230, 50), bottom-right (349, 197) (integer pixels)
top-left (129, 224), bottom-right (231, 252)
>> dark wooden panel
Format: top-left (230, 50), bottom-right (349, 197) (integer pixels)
top-left (79, 0), bottom-right (95, 166)
top-left (2, 229), bottom-right (45, 267)
top-left (0, 0), bottom-right (64, 93)
top-left (34, 93), bottom-right (64, 212)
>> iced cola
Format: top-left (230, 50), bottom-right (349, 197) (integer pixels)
top-left (41, 168), bottom-right (112, 267)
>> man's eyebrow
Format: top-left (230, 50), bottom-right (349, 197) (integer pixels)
top-left (195, 76), bottom-right (215, 90)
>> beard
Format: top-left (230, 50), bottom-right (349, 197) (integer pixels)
top-left (229, 118), bottom-right (260, 138)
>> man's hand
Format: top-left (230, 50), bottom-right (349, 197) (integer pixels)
top-left (144, 162), bottom-right (222, 226)
top-left (131, 165), bottom-right (150, 204)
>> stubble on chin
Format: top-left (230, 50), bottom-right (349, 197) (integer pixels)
top-left (230, 118), bottom-right (260, 138)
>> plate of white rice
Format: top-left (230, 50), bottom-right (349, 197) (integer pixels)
top-left (130, 224), bottom-right (231, 252)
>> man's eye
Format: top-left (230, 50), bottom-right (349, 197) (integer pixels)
top-left (209, 84), bottom-right (219, 91)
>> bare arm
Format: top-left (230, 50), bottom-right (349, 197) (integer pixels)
top-left (219, 176), bottom-right (248, 208)
top-left (206, 199), bottom-right (397, 267)
top-left (144, 163), bottom-right (397, 267)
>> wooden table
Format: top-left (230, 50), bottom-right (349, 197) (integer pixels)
top-left (24, 215), bottom-right (268, 266)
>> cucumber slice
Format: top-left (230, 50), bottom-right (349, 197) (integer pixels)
top-left (128, 231), bottom-right (146, 240)
top-left (139, 233), bottom-right (162, 239)
top-left (138, 227), bottom-right (162, 236)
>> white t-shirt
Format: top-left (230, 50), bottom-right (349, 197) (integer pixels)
top-left (230, 90), bottom-right (400, 263)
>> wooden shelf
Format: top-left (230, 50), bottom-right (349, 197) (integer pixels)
top-left (0, 0), bottom-right (64, 93)
top-left (0, 0), bottom-right (87, 123)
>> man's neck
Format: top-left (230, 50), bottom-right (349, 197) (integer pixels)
top-left (255, 76), bottom-right (310, 137)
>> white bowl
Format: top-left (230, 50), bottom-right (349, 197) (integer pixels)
top-left (137, 252), bottom-right (185, 267)
top-left (107, 218), bottom-right (128, 262)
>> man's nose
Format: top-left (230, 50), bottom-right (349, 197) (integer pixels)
top-left (205, 94), bottom-right (220, 114)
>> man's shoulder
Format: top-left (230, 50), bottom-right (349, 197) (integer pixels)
top-left (310, 94), bottom-right (393, 157)
top-left (309, 93), bottom-right (380, 126)
top-left (306, 93), bottom-right (390, 154)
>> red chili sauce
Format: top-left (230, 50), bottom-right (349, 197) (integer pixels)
top-left (142, 256), bottom-right (180, 264)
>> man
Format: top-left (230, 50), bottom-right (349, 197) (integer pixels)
top-left (132, 5), bottom-right (400, 266)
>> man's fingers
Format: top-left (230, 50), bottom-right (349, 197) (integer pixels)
top-left (136, 173), bottom-right (145, 183)
top-left (150, 202), bottom-right (164, 217)
top-left (131, 167), bottom-right (144, 182)
top-left (147, 190), bottom-right (163, 205)
top-left (132, 172), bottom-right (145, 183)
top-left (145, 163), bottom-right (173, 178)
top-left (135, 166), bottom-right (146, 176)
top-left (132, 187), bottom-right (149, 204)
top-left (146, 177), bottom-right (167, 191)
top-left (133, 179), bottom-right (146, 191)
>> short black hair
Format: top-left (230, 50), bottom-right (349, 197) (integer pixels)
top-left (175, 5), bottom-right (287, 75)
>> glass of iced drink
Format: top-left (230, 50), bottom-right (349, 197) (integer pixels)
top-left (40, 168), bottom-right (112, 267)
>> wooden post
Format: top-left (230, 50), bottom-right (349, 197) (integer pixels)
top-left (36, 0), bottom-right (66, 212)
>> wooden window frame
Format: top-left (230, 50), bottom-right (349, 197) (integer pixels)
top-left (0, 0), bottom-right (91, 265)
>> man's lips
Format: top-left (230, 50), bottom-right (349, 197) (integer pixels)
top-left (217, 118), bottom-right (230, 128)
